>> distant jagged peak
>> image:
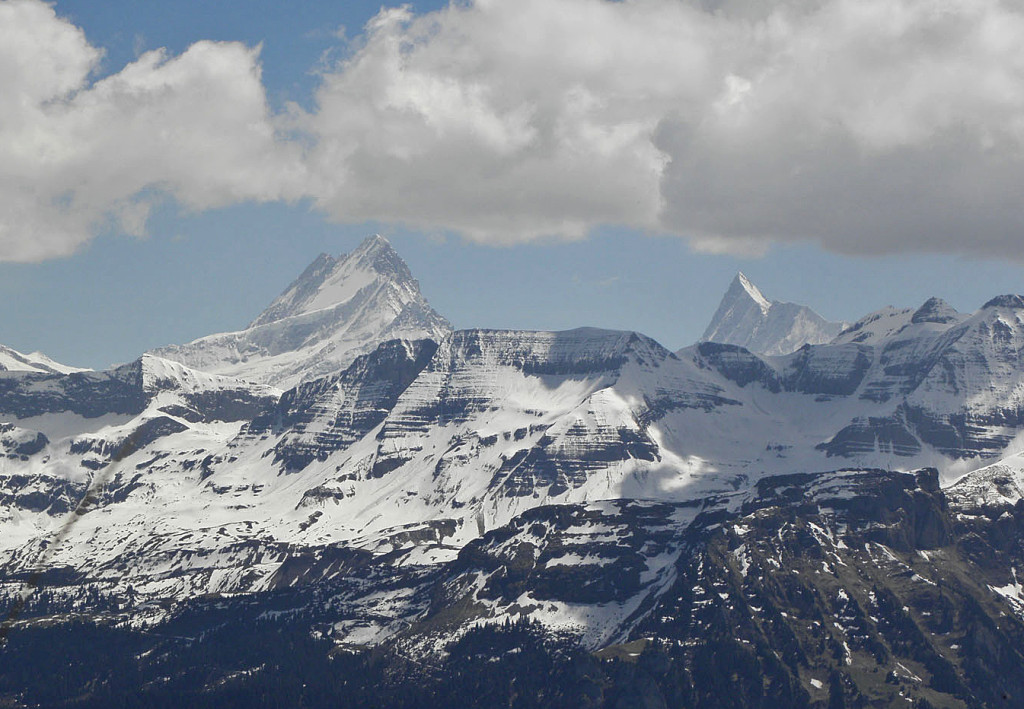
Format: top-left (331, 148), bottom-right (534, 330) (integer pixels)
top-left (700, 272), bottom-right (844, 357)
top-left (911, 296), bottom-right (961, 325)
top-left (250, 234), bottom-right (416, 329)
top-left (731, 271), bottom-right (772, 315)
top-left (348, 233), bottom-right (408, 274)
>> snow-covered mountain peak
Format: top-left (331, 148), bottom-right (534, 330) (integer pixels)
top-left (137, 353), bottom-right (281, 397)
top-left (151, 235), bottom-right (451, 389)
top-left (911, 297), bottom-right (961, 325)
top-left (982, 294), bottom-right (1024, 310)
top-left (438, 327), bottom-right (672, 374)
top-left (832, 306), bottom-right (916, 345)
top-left (732, 271), bottom-right (771, 314)
top-left (700, 273), bottom-right (845, 356)
top-left (0, 343), bottom-right (87, 374)
top-left (250, 234), bottom-right (415, 328)
top-left (348, 233), bottom-right (407, 273)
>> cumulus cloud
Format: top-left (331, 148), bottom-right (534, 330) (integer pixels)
top-left (300, 0), bottom-right (688, 243)
top-left (656, 0), bottom-right (1024, 256)
top-left (0, 0), bottom-right (303, 262)
top-left (5, 0), bottom-right (1024, 260)
top-left (300, 0), bottom-right (1024, 255)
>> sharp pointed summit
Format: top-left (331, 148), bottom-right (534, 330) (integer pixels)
top-left (911, 296), bottom-right (962, 325)
top-left (700, 272), bottom-right (845, 356)
top-left (151, 235), bottom-right (451, 389)
top-left (731, 272), bottom-right (771, 314)
top-left (249, 235), bottom-right (415, 329)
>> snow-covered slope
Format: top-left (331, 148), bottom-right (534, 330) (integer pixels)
top-left (12, 306), bottom-right (1022, 617)
top-left (687, 292), bottom-right (1024, 474)
top-left (831, 297), bottom-right (966, 346)
top-left (945, 450), bottom-right (1024, 510)
top-left (8, 234), bottom-right (1024, 662)
top-left (151, 235), bottom-right (451, 389)
top-left (700, 272), bottom-right (845, 356)
top-left (8, 297), bottom-right (1024, 591)
top-left (0, 344), bottom-right (86, 374)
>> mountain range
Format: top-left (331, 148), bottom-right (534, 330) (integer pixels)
top-left (3, 235), bottom-right (1024, 707)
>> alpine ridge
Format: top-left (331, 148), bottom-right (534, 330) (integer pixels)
top-left (0, 344), bottom-right (86, 375)
top-left (5, 246), bottom-right (1024, 707)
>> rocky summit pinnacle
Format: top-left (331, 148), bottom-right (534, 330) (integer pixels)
top-left (910, 296), bottom-right (961, 325)
top-left (150, 234), bottom-right (451, 389)
top-left (699, 272), bottom-right (845, 356)
top-left (731, 271), bottom-right (771, 314)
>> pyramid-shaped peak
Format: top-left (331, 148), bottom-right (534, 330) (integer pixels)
top-left (154, 234), bottom-right (450, 388)
top-left (250, 236), bottom-right (416, 329)
top-left (700, 272), bottom-right (845, 356)
top-left (729, 272), bottom-right (772, 313)
top-left (911, 296), bottom-right (961, 325)
top-left (353, 233), bottom-right (391, 253)
top-left (346, 233), bottom-right (412, 281)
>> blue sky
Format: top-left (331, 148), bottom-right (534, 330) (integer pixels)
top-left (1, 0), bottom-right (1022, 369)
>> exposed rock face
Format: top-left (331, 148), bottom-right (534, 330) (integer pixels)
top-left (0, 363), bottom-right (146, 420)
top-left (423, 499), bottom-right (701, 648)
top-left (151, 235), bottom-right (451, 389)
top-left (0, 423), bottom-right (48, 459)
top-left (700, 272), bottom-right (845, 356)
top-left (0, 355), bottom-right (276, 425)
top-left (246, 338), bottom-right (440, 472)
top-left (6, 292), bottom-right (1024, 632)
top-left (690, 293), bottom-right (1024, 466)
top-left (945, 452), bottom-right (1024, 511)
top-left (9, 251), bottom-right (1024, 705)
top-left (620, 468), bottom-right (1024, 708)
top-left (8, 468), bottom-right (1024, 708)
top-left (912, 296), bottom-right (962, 325)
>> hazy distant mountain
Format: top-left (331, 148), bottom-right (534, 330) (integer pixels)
top-left (832, 296), bottom-right (965, 345)
top-left (0, 344), bottom-right (86, 375)
top-left (700, 272), bottom-right (846, 355)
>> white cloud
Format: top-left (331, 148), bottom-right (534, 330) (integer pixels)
top-left (5, 0), bottom-right (1024, 260)
top-left (299, 0), bottom-right (694, 243)
top-left (300, 0), bottom-right (1024, 255)
top-left (0, 0), bottom-right (303, 262)
top-left (656, 0), bottom-right (1024, 256)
